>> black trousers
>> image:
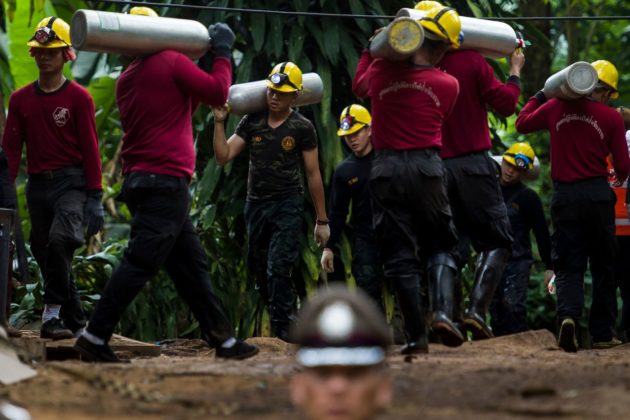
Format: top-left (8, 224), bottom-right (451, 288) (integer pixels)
top-left (27, 168), bottom-right (87, 332)
top-left (244, 195), bottom-right (303, 326)
top-left (87, 172), bottom-right (234, 345)
top-left (370, 149), bottom-right (458, 277)
top-left (444, 153), bottom-right (513, 255)
top-left (351, 238), bottom-right (383, 306)
top-left (490, 258), bottom-right (532, 335)
top-left (551, 178), bottom-right (617, 342)
top-left (613, 236), bottom-right (630, 338)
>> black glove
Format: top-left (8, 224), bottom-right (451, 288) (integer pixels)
top-left (535, 90), bottom-right (548, 104)
top-left (208, 22), bottom-right (235, 59)
top-left (84, 190), bottom-right (104, 238)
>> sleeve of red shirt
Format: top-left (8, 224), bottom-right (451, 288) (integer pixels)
top-left (515, 96), bottom-right (549, 134)
top-left (609, 112), bottom-right (630, 183)
top-left (478, 56), bottom-right (521, 117)
top-left (352, 50), bottom-right (373, 99)
top-left (172, 54), bottom-right (232, 107)
top-left (1, 94), bottom-right (24, 184)
top-left (74, 89), bottom-right (103, 190)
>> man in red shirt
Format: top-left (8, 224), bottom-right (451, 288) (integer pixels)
top-left (437, 29), bottom-right (525, 340)
top-left (353, 4), bottom-right (463, 353)
top-left (516, 60), bottom-right (630, 352)
top-left (2, 17), bottom-right (104, 340)
top-left (74, 23), bottom-right (258, 362)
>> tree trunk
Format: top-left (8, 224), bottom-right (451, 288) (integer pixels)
top-left (518, 0), bottom-right (552, 99)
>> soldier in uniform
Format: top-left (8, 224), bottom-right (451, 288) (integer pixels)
top-left (290, 285), bottom-right (393, 420)
top-left (321, 105), bottom-right (382, 306)
top-left (212, 62), bottom-right (329, 341)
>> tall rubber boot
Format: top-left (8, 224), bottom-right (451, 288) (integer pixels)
top-left (464, 248), bottom-right (510, 340)
top-left (393, 274), bottom-right (428, 354)
top-left (428, 253), bottom-right (465, 347)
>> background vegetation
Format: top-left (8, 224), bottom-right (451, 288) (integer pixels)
top-left (2, 0), bottom-right (629, 343)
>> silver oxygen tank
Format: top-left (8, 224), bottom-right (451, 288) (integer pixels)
top-left (543, 62), bottom-right (599, 100)
top-left (70, 10), bottom-right (210, 59)
top-left (227, 73), bottom-right (324, 116)
top-left (396, 8), bottom-right (523, 58)
top-left (369, 17), bottom-right (425, 61)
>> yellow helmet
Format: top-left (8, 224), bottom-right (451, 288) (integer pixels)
top-left (337, 105), bottom-right (372, 137)
top-left (129, 6), bottom-right (159, 17)
top-left (266, 62), bottom-right (303, 93)
top-left (27, 16), bottom-right (71, 49)
top-left (419, 5), bottom-right (462, 49)
top-left (503, 142), bottom-right (536, 170)
top-left (414, 1), bottom-right (444, 11)
top-left (591, 60), bottom-right (619, 99)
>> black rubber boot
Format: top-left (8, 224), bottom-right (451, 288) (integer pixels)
top-left (464, 248), bottom-right (510, 340)
top-left (428, 253), bottom-right (465, 347)
top-left (393, 274), bottom-right (428, 355)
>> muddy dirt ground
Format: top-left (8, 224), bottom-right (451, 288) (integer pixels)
top-left (3, 330), bottom-right (630, 419)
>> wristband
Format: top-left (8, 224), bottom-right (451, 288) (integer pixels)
top-left (316, 219), bottom-right (329, 225)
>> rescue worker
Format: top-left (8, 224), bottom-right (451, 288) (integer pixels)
top-left (74, 22), bottom-right (258, 362)
top-left (515, 59), bottom-right (630, 352)
top-left (489, 143), bottom-right (554, 336)
top-left (2, 17), bottom-right (103, 340)
top-left (211, 62), bottom-right (329, 342)
top-left (416, 0), bottom-right (526, 340)
top-left (353, 3), bottom-right (464, 353)
top-left (321, 105), bottom-right (383, 306)
top-left (611, 106), bottom-right (630, 343)
top-left (290, 285), bottom-right (392, 420)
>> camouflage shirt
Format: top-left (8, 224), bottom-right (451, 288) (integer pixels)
top-left (236, 110), bottom-right (318, 201)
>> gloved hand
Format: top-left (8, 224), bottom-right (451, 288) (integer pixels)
top-left (535, 90), bottom-right (548, 104)
top-left (84, 190), bottom-right (104, 238)
top-left (208, 22), bottom-right (235, 59)
top-left (314, 222), bottom-right (330, 248)
top-left (543, 270), bottom-right (555, 287)
top-left (321, 248), bottom-right (334, 273)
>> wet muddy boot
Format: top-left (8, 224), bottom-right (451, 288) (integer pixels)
top-left (393, 274), bottom-right (428, 355)
top-left (464, 248), bottom-right (509, 340)
top-left (428, 254), bottom-right (465, 347)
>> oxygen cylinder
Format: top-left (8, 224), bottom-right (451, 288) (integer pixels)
top-left (369, 17), bottom-right (424, 61)
top-left (227, 73), bottom-right (324, 116)
top-left (543, 62), bottom-right (599, 100)
top-left (396, 8), bottom-right (523, 58)
top-left (491, 155), bottom-right (541, 181)
top-left (70, 10), bottom-right (210, 59)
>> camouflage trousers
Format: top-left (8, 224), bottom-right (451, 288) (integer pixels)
top-left (245, 195), bottom-right (303, 328)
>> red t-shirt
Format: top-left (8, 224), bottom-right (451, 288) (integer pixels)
top-left (516, 96), bottom-right (630, 183)
top-left (116, 50), bottom-right (232, 179)
top-left (438, 50), bottom-right (521, 158)
top-left (2, 80), bottom-right (102, 190)
top-left (352, 50), bottom-right (459, 151)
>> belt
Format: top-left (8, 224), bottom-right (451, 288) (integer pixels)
top-left (28, 167), bottom-right (84, 180)
top-left (375, 148), bottom-right (439, 158)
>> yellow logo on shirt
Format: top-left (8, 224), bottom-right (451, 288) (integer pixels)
top-left (252, 136), bottom-right (263, 144)
top-left (281, 136), bottom-right (296, 151)
top-left (348, 177), bottom-right (359, 186)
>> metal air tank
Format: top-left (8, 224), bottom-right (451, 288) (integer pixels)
top-left (70, 10), bottom-right (210, 59)
top-left (543, 62), bottom-right (599, 100)
top-left (369, 17), bottom-right (425, 61)
top-left (396, 8), bottom-right (523, 58)
top-left (227, 73), bottom-right (324, 116)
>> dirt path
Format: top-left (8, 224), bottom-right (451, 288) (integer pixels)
top-left (3, 330), bottom-right (630, 419)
